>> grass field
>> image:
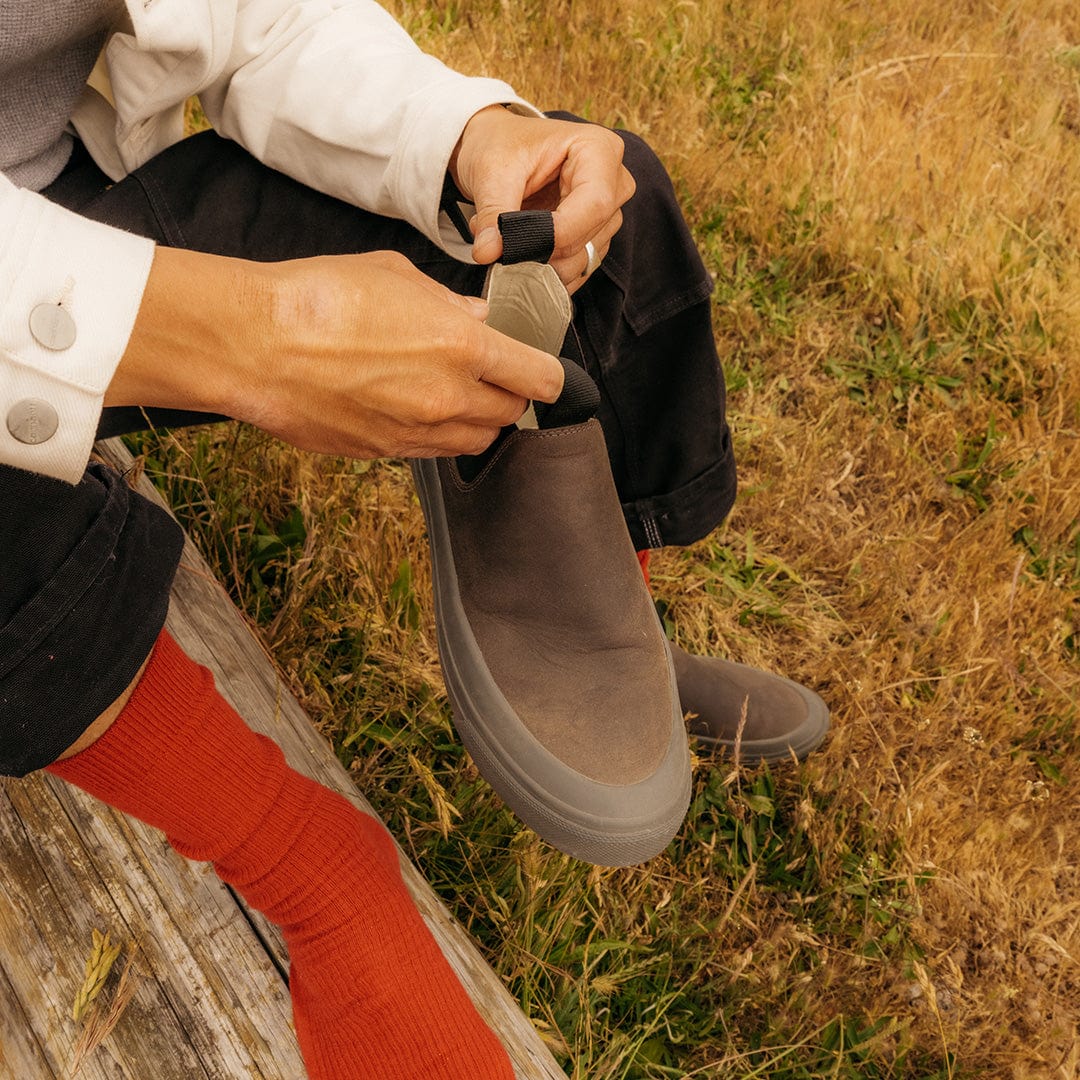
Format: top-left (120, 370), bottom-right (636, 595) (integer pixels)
top-left (138, 1), bottom-right (1080, 1075)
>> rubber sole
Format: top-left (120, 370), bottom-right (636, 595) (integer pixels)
top-left (412, 457), bottom-right (691, 867)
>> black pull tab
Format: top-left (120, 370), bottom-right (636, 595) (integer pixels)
top-left (498, 210), bottom-right (556, 264)
top-left (534, 355), bottom-right (601, 429)
top-left (497, 211), bottom-right (600, 427)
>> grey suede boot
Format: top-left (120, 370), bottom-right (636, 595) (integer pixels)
top-left (413, 219), bottom-right (690, 866)
top-left (670, 643), bottom-right (830, 762)
top-left (412, 419), bottom-right (691, 867)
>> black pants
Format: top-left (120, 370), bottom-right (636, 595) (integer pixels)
top-left (0, 122), bottom-right (735, 777)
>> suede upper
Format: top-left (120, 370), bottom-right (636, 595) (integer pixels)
top-left (437, 420), bottom-right (673, 787)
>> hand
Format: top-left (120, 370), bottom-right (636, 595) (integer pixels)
top-left (450, 106), bottom-right (636, 294)
top-left (108, 247), bottom-right (565, 458)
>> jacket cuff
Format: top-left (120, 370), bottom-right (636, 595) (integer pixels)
top-left (0, 178), bottom-right (154, 484)
top-left (389, 79), bottom-right (543, 261)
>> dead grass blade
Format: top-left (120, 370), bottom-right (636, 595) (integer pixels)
top-left (69, 942), bottom-right (142, 1075)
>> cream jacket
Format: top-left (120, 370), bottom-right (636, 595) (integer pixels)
top-left (0, 0), bottom-right (533, 482)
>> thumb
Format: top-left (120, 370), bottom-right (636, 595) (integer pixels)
top-left (469, 172), bottom-right (526, 265)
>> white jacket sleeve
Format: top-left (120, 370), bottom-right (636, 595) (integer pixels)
top-left (196, 0), bottom-right (540, 257)
top-left (0, 172), bottom-right (154, 483)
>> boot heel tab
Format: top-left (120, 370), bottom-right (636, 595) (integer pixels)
top-left (535, 356), bottom-right (600, 429)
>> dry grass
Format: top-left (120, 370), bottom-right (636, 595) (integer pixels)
top-left (141, 1), bottom-right (1080, 1075)
top-left (69, 936), bottom-right (141, 1074)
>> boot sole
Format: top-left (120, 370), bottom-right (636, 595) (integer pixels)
top-left (412, 457), bottom-right (691, 867)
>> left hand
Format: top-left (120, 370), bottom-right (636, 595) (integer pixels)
top-left (449, 106), bottom-right (636, 294)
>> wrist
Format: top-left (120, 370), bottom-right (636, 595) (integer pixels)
top-left (449, 103), bottom-right (522, 197)
top-left (108, 247), bottom-right (267, 421)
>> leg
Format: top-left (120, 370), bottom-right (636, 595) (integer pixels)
top-left (551, 121), bottom-right (829, 760)
top-left (554, 118), bottom-right (738, 552)
top-left (55, 654), bottom-right (147, 760)
top-left (1, 146), bottom-right (515, 1077)
top-left (77, 126), bottom-right (824, 761)
top-left (47, 630), bottom-right (512, 1080)
top-left (0, 460), bottom-right (512, 1077)
top-left (0, 461), bottom-right (182, 777)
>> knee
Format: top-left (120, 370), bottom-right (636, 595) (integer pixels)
top-left (0, 651), bottom-right (152, 778)
top-left (545, 116), bottom-right (711, 316)
top-left (54, 655), bottom-right (151, 764)
top-left (0, 463), bottom-right (181, 778)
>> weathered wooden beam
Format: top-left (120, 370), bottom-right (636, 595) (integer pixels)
top-left (0, 438), bottom-right (566, 1079)
top-left (0, 769), bottom-right (300, 1078)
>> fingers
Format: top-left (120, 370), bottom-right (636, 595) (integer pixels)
top-left (409, 422), bottom-right (504, 458)
top-left (554, 206), bottom-right (624, 293)
top-left (549, 128), bottom-right (635, 259)
top-left (456, 109), bottom-right (635, 270)
top-left (450, 379), bottom-right (530, 428)
top-left (383, 258), bottom-right (567, 413)
top-left (472, 325), bottom-right (565, 404)
top-left (468, 169), bottom-right (525, 265)
top-left (471, 209), bottom-right (511, 266)
top-left (368, 256), bottom-right (564, 406)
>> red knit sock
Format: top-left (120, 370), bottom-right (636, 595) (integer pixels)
top-left (47, 631), bottom-right (512, 1080)
top-left (637, 549), bottom-right (652, 591)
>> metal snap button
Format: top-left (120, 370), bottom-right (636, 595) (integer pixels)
top-left (6, 399), bottom-right (59, 444)
top-left (29, 303), bottom-right (77, 351)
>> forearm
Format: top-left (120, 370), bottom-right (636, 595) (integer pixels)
top-left (198, 0), bottom-right (538, 257)
top-left (111, 247), bottom-right (562, 462)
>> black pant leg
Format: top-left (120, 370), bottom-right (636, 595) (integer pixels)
top-left (1, 121), bottom-right (736, 773)
top-left (0, 462), bottom-right (183, 776)
top-left (555, 118), bottom-right (737, 549)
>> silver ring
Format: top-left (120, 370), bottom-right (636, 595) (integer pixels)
top-left (583, 239), bottom-right (601, 278)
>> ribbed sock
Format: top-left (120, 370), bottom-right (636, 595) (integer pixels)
top-left (47, 630), bottom-right (512, 1080)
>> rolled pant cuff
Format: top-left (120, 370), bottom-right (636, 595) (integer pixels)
top-left (622, 447), bottom-right (737, 552)
top-left (0, 463), bottom-right (184, 777)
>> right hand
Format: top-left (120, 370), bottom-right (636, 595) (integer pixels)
top-left (110, 247), bottom-right (565, 458)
